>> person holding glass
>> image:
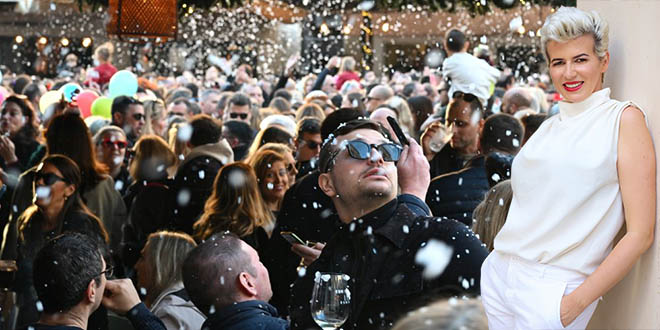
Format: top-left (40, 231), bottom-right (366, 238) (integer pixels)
top-left (481, 7), bottom-right (655, 329)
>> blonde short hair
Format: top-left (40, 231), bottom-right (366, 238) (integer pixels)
top-left (540, 7), bottom-right (609, 62)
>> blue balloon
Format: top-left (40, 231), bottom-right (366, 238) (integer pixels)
top-left (108, 70), bottom-right (138, 98)
top-left (58, 83), bottom-right (82, 103)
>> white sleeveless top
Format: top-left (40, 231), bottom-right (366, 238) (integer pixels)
top-left (494, 88), bottom-right (644, 276)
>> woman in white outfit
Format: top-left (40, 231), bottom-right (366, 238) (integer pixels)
top-left (480, 7), bottom-right (655, 329)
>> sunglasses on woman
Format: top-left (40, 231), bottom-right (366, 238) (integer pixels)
top-left (35, 171), bottom-right (68, 186)
top-left (323, 140), bottom-right (402, 172)
top-left (101, 139), bottom-right (128, 149)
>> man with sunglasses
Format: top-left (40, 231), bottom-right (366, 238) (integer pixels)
top-left (289, 119), bottom-right (488, 330)
top-left (111, 96), bottom-right (145, 147)
top-left (293, 117), bottom-right (322, 179)
top-left (222, 92), bottom-right (252, 126)
top-left (29, 232), bottom-right (166, 330)
top-left (364, 85), bottom-right (394, 113)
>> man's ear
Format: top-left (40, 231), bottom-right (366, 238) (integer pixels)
top-left (318, 173), bottom-right (336, 198)
top-left (85, 278), bottom-right (97, 304)
top-left (238, 272), bottom-right (258, 297)
top-left (112, 112), bottom-right (123, 125)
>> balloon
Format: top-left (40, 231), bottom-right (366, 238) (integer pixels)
top-left (0, 86), bottom-right (9, 99)
top-left (58, 83), bottom-right (82, 103)
top-left (108, 70), bottom-right (138, 98)
top-left (39, 91), bottom-right (63, 113)
top-left (91, 97), bottom-right (113, 119)
top-left (0, 93), bottom-right (4, 106)
top-left (76, 90), bottom-right (99, 118)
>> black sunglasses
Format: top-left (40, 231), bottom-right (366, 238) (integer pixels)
top-left (229, 113), bottom-right (248, 120)
top-left (132, 113), bottom-right (145, 121)
top-left (35, 171), bottom-right (68, 186)
top-left (324, 140), bottom-right (402, 172)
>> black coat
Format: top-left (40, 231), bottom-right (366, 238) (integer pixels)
top-left (429, 143), bottom-right (467, 179)
top-left (263, 171), bottom-right (432, 317)
top-left (171, 155), bottom-right (224, 234)
top-left (289, 199), bottom-right (488, 330)
top-left (202, 300), bottom-right (289, 330)
top-left (121, 179), bottom-right (175, 270)
top-left (426, 156), bottom-right (489, 226)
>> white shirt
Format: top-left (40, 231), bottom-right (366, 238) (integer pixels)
top-left (494, 88), bottom-right (644, 276)
top-left (442, 52), bottom-right (500, 107)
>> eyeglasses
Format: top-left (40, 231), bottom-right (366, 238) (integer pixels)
top-left (323, 140), bottom-right (402, 172)
top-left (363, 96), bottom-right (380, 103)
top-left (101, 139), bottom-right (128, 149)
top-left (132, 113), bottom-right (145, 121)
top-left (35, 171), bottom-right (68, 186)
top-left (229, 113), bottom-right (249, 120)
top-left (98, 266), bottom-right (114, 278)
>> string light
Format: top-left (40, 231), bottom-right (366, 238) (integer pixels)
top-left (60, 37), bottom-right (70, 47)
top-left (82, 37), bottom-right (92, 47)
top-left (14, 35), bottom-right (23, 44)
top-left (37, 36), bottom-right (48, 45)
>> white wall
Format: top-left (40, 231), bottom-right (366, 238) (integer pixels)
top-left (578, 1), bottom-right (660, 329)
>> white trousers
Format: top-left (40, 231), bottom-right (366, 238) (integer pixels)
top-left (480, 251), bottom-right (599, 330)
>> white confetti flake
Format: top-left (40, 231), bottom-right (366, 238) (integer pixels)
top-left (415, 239), bottom-right (453, 279)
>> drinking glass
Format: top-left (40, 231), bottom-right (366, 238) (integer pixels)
top-left (310, 272), bottom-right (351, 330)
top-left (428, 123), bottom-right (453, 153)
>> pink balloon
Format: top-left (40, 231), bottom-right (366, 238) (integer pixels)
top-left (76, 90), bottom-right (99, 119)
top-left (0, 86), bottom-right (9, 102)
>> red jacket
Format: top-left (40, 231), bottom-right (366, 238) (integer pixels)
top-left (335, 70), bottom-right (361, 90)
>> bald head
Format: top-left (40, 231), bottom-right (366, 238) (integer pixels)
top-left (502, 87), bottom-right (533, 115)
top-left (366, 85), bottom-right (394, 113)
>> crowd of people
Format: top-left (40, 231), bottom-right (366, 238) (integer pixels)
top-left (0, 6), bottom-right (653, 330)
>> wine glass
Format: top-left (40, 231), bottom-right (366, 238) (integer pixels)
top-left (310, 272), bottom-right (351, 330)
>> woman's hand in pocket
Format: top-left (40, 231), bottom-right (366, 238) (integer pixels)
top-left (559, 293), bottom-right (584, 327)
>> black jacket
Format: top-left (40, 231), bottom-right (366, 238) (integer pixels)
top-left (171, 141), bottom-right (233, 234)
top-left (263, 171), bottom-right (431, 316)
top-left (202, 300), bottom-right (289, 330)
top-left (426, 156), bottom-right (489, 226)
top-left (429, 143), bottom-right (468, 179)
top-left (289, 199), bottom-right (488, 330)
top-left (121, 179), bottom-right (175, 270)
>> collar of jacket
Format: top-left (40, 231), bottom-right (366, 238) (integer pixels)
top-left (179, 139), bottom-right (234, 169)
top-left (206, 300), bottom-right (279, 326)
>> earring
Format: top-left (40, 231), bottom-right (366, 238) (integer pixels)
top-left (64, 195), bottom-right (69, 201)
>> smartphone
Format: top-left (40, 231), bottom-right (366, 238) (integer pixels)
top-left (387, 116), bottom-right (409, 146)
top-left (281, 231), bottom-right (316, 247)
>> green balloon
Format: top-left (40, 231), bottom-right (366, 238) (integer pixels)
top-left (91, 97), bottom-right (113, 119)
